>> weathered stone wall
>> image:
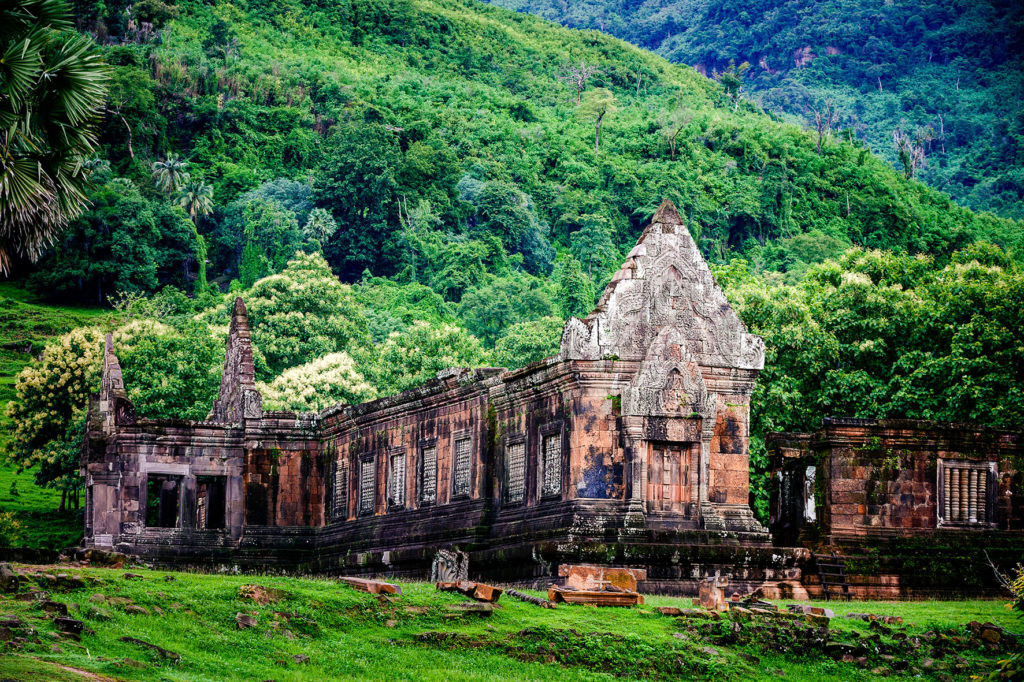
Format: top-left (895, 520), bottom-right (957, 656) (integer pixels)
top-left (768, 418), bottom-right (1024, 598)
top-left (768, 418), bottom-right (1023, 542)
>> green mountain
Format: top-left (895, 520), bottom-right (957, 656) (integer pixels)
top-left (483, 0), bottom-right (1024, 221)
top-left (40, 0), bottom-right (1019, 301)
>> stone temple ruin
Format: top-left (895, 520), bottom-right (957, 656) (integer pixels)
top-left (83, 199), bottom-right (1022, 596)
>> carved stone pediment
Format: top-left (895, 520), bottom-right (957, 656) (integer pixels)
top-left (556, 199), bottom-right (764, 371)
top-left (624, 328), bottom-right (710, 418)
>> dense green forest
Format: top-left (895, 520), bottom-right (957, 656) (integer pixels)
top-left (485, 0), bottom-right (1024, 221)
top-left (2, 0), bottom-right (1023, 528)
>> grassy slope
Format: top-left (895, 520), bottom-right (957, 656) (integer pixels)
top-left (0, 566), bottom-right (1018, 681)
top-left (0, 283), bottom-right (118, 549)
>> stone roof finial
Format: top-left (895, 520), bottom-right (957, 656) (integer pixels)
top-left (650, 198), bottom-right (683, 226)
top-left (100, 333), bottom-right (126, 403)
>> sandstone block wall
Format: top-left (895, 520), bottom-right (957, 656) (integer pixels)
top-left (768, 417), bottom-right (1023, 544)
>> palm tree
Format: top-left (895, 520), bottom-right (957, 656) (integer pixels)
top-left (0, 0), bottom-right (109, 273)
top-left (177, 179), bottom-right (213, 223)
top-left (152, 154), bottom-right (190, 194)
top-left (177, 179), bottom-right (213, 294)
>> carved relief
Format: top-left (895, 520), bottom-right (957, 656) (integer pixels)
top-left (624, 327), bottom-right (710, 419)
top-left (243, 389), bottom-right (263, 419)
top-left (559, 316), bottom-right (598, 360)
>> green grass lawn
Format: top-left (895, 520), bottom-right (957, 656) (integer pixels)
top-left (0, 467), bottom-right (82, 551)
top-left (0, 566), bottom-right (1018, 681)
top-left (0, 281), bottom-right (116, 550)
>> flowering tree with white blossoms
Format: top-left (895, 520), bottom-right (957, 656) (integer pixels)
top-left (257, 352), bottom-right (376, 412)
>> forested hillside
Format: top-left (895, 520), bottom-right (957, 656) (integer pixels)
top-left (2, 0), bottom-right (1022, 530)
top-left (485, 0), bottom-right (1024, 221)
top-left (33, 0), bottom-right (1019, 302)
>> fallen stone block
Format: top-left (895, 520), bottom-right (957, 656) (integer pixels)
top-left (56, 574), bottom-right (85, 590)
top-left (824, 641), bottom-right (857, 659)
top-left (238, 584), bottom-right (288, 605)
top-left (236, 612), bottom-right (258, 629)
top-left (559, 565), bottom-right (647, 593)
top-left (727, 606), bottom-right (752, 622)
top-left (337, 576), bottom-right (401, 596)
top-left (436, 580), bottom-right (502, 603)
top-left (53, 617), bottom-right (85, 635)
top-left (120, 636), bottom-right (181, 663)
top-left (548, 587), bottom-right (643, 607)
top-left (444, 602), bottom-right (494, 617)
top-left (83, 606), bottom-right (113, 621)
top-left (0, 563), bottom-right (20, 593)
top-left (41, 601), bottom-right (68, 616)
top-left (805, 613), bottom-right (830, 628)
top-left (82, 549), bottom-right (126, 568)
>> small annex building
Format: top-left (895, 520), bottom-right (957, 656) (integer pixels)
top-left (83, 199), bottom-right (803, 593)
top-left (768, 418), bottom-right (1023, 598)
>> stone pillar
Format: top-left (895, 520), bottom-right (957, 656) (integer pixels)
top-left (621, 417), bottom-right (647, 527)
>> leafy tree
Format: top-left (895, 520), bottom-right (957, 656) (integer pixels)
top-left (0, 511), bottom-right (21, 547)
top-left (177, 180), bottom-right (213, 224)
top-left (713, 60), bottom-right (750, 110)
top-left (457, 273), bottom-right (555, 346)
top-left (27, 178), bottom-right (197, 302)
top-left (361, 321), bottom-right (488, 396)
top-left (115, 319), bottom-right (221, 420)
top-left (4, 326), bottom-right (104, 505)
top-left (236, 198), bottom-right (306, 288)
top-left (556, 256), bottom-right (595, 319)
top-left (0, 0), bottom-right (109, 272)
top-left (257, 352), bottom-right (376, 412)
top-left (569, 214), bottom-right (620, 279)
top-left (578, 87), bottom-right (617, 154)
top-left (354, 273), bottom-right (455, 342)
top-left (426, 233), bottom-right (512, 302)
top-left (244, 252), bottom-right (370, 378)
top-left (303, 207), bottom-right (338, 248)
top-left (492, 315), bottom-right (564, 369)
top-left (316, 122), bottom-right (401, 280)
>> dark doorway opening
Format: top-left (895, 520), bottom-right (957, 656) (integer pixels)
top-left (146, 475), bottom-right (182, 528)
top-left (196, 476), bottom-right (227, 530)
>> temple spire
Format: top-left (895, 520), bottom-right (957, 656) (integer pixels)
top-left (559, 197), bottom-right (764, 370)
top-left (209, 297), bottom-right (261, 422)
